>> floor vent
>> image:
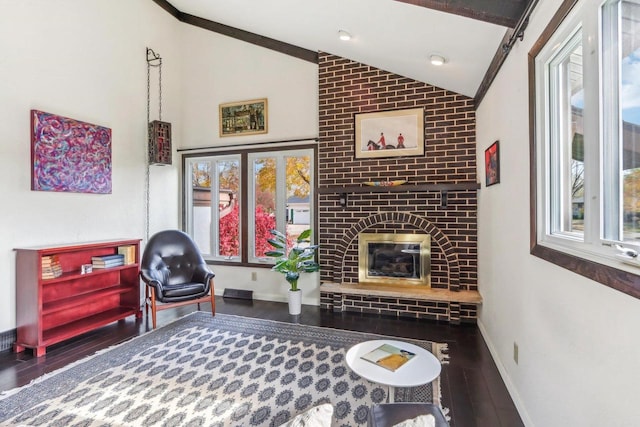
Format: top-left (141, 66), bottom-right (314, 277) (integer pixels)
top-left (0, 328), bottom-right (16, 352)
top-left (223, 288), bottom-right (254, 300)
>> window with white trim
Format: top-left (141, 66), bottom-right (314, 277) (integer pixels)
top-left (185, 155), bottom-right (242, 261)
top-left (531, 0), bottom-right (640, 294)
top-left (183, 146), bottom-right (315, 265)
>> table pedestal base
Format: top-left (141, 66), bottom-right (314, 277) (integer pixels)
top-left (388, 385), bottom-right (395, 403)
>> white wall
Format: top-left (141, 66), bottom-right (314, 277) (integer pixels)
top-left (179, 25), bottom-right (320, 304)
top-left (0, 0), bottom-right (182, 332)
top-left (0, 1), bottom-right (320, 336)
top-left (476, 0), bottom-right (640, 425)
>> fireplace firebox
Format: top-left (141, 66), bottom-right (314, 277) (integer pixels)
top-left (358, 233), bottom-right (430, 287)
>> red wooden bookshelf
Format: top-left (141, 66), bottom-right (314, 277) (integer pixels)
top-left (14, 239), bottom-right (142, 357)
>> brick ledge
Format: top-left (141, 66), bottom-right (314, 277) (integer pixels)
top-left (320, 282), bottom-right (482, 304)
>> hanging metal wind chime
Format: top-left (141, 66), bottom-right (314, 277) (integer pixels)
top-left (146, 47), bottom-right (172, 165)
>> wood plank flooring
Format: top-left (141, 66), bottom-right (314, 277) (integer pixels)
top-left (0, 297), bottom-right (523, 427)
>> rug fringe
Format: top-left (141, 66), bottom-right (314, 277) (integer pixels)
top-left (435, 344), bottom-right (450, 365)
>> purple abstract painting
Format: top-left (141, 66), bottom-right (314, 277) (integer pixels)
top-left (31, 110), bottom-right (112, 194)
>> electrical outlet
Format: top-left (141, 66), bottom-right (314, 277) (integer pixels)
top-left (251, 271), bottom-right (257, 281)
top-left (513, 342), bottom-right (519, 364)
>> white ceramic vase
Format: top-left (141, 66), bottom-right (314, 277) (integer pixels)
top-left (287, 289), bottom-right (302, 315)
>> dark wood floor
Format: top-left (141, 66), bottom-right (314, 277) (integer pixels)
top-left (0, 298), bottom-right (523, 427)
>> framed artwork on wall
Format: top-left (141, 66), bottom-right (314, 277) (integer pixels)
top-left (485, 140), bottom-right (500, 186)
top-left (219, 98), bottom-right (268, 137)
top-left (31, 110), bottom-right (112, 194)
top-left (354, 107), bottom-right (424, 159)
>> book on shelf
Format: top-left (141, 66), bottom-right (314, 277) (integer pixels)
top-left (41, 254), bottom-right (59, 266)
top-left (92, 262), bottom-right (124, 269)
top-left (41, 255), bottom-right (62, 279)
top-left (360, 343), bottom-right (416, 372)
top-left (92, 254), bottom-right (125, 269)
top-left (91, 254), bottom-right (125, 262)
top-left (117, 245), bottom-right (136, 265)
top-left (41, 266), bottom-right (63, 279)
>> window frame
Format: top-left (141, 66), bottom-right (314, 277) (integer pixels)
top-left (184, 154), bottom-right (243, 262)
top-left (529, 0), bottom-right (640, 299)
top-left (247, 149), bottom-right (316, 264)
top-left (182, 144), bottom-right (317, 268)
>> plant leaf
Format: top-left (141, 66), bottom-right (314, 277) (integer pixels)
top-left (264, 250), bottom-right (284, 258)
top-left (266, 238), bottom-right (285, 250)
top-left (269, 229), bottom-right (287, 241)
top-left (297, 229), bottom-right (312, 243)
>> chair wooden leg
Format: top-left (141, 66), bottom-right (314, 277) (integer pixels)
top-left (145, 285), bottom-right (150, 317)
top-left (210, 279), bottom-right (216, 316)
top-left (150, 287), bottom-right (157, 329)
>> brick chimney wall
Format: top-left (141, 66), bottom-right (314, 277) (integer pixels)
top-left (318, 52), bottom-right (478, 292)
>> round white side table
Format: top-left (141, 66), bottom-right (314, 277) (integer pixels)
top-left (345, 339), bottom-right (441, 403)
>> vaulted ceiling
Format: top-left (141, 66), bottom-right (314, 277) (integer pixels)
top-left (155, 0), bottom-right (531, 100)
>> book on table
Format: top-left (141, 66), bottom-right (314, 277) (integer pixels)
top-left (360, 343), bottom-right (416, 371)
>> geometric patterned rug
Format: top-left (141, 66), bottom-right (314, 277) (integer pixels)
top-left (0, 312), bottom-right (448, 426)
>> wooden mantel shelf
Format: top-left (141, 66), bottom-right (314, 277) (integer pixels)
top-left (317, 182), bottom-right (480, 194)
top-left (320, 282), bottom-right (482, 304)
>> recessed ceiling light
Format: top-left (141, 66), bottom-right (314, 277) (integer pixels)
top-left (338, 30), bottom-right (352, 41)
top-left (430, 54), bottom-right (446, 66)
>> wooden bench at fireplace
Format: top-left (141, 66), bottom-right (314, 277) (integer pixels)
top-left (320, 282), bottom-right (482, 324)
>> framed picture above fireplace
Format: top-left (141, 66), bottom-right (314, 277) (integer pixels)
top-left (354, 107), bottom-right (425, 159)
top-left (358, 233), bottom-right (431, 287)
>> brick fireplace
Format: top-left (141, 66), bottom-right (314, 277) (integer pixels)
top-left (317, 52), bottom-right (481, 324)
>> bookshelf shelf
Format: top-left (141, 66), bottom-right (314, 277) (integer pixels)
top-left (42, 285), bottom-right (133, 314)
top-left (41, 263), bottom-right (139, 284)
top-left (14, 239), bottom-right (142, 357)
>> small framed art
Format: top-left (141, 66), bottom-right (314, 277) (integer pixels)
top-left (219, 98), bottom-right (267, 137)
top-left (485, 140), bottom-right (500, 186)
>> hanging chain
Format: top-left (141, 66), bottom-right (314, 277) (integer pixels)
top-left (158, 57), bottom-right (162, 121)
top-left (145, 48), bottom-right (163, 242)
top-left (145, 53), bottom-right (152, 243)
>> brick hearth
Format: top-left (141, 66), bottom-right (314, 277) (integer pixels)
top-left (319, 283), bottom-right (482, 324)
top-left (317, 52), bottom-right (481, 323)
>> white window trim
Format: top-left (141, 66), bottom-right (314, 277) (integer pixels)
top-left (533, 0), bottom-right (640, 276)
top-left (182, 144), bottom-right (316, 266)
top-left (184, 154), bottom-right (242, 263)
top-left (247, 149), bottom-right (315, 264)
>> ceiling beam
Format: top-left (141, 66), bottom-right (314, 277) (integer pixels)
top-left (394, 0), bottom-right (528, 28)
top-left (152, 0), bottom-right (318, 64)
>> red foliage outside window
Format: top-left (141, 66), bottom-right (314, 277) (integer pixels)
top-left (219, 204), bottom-right (239, 257)
top-left (218, 204), bottom-right (276, 258)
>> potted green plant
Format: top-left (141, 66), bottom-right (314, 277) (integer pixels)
top-left (265, 228), bottom-right (320, 315)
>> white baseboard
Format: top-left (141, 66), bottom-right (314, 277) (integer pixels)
top-left (477, 320), bottom-right (534, 427)
top-left (214, 289), bottom-right (320, 306)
